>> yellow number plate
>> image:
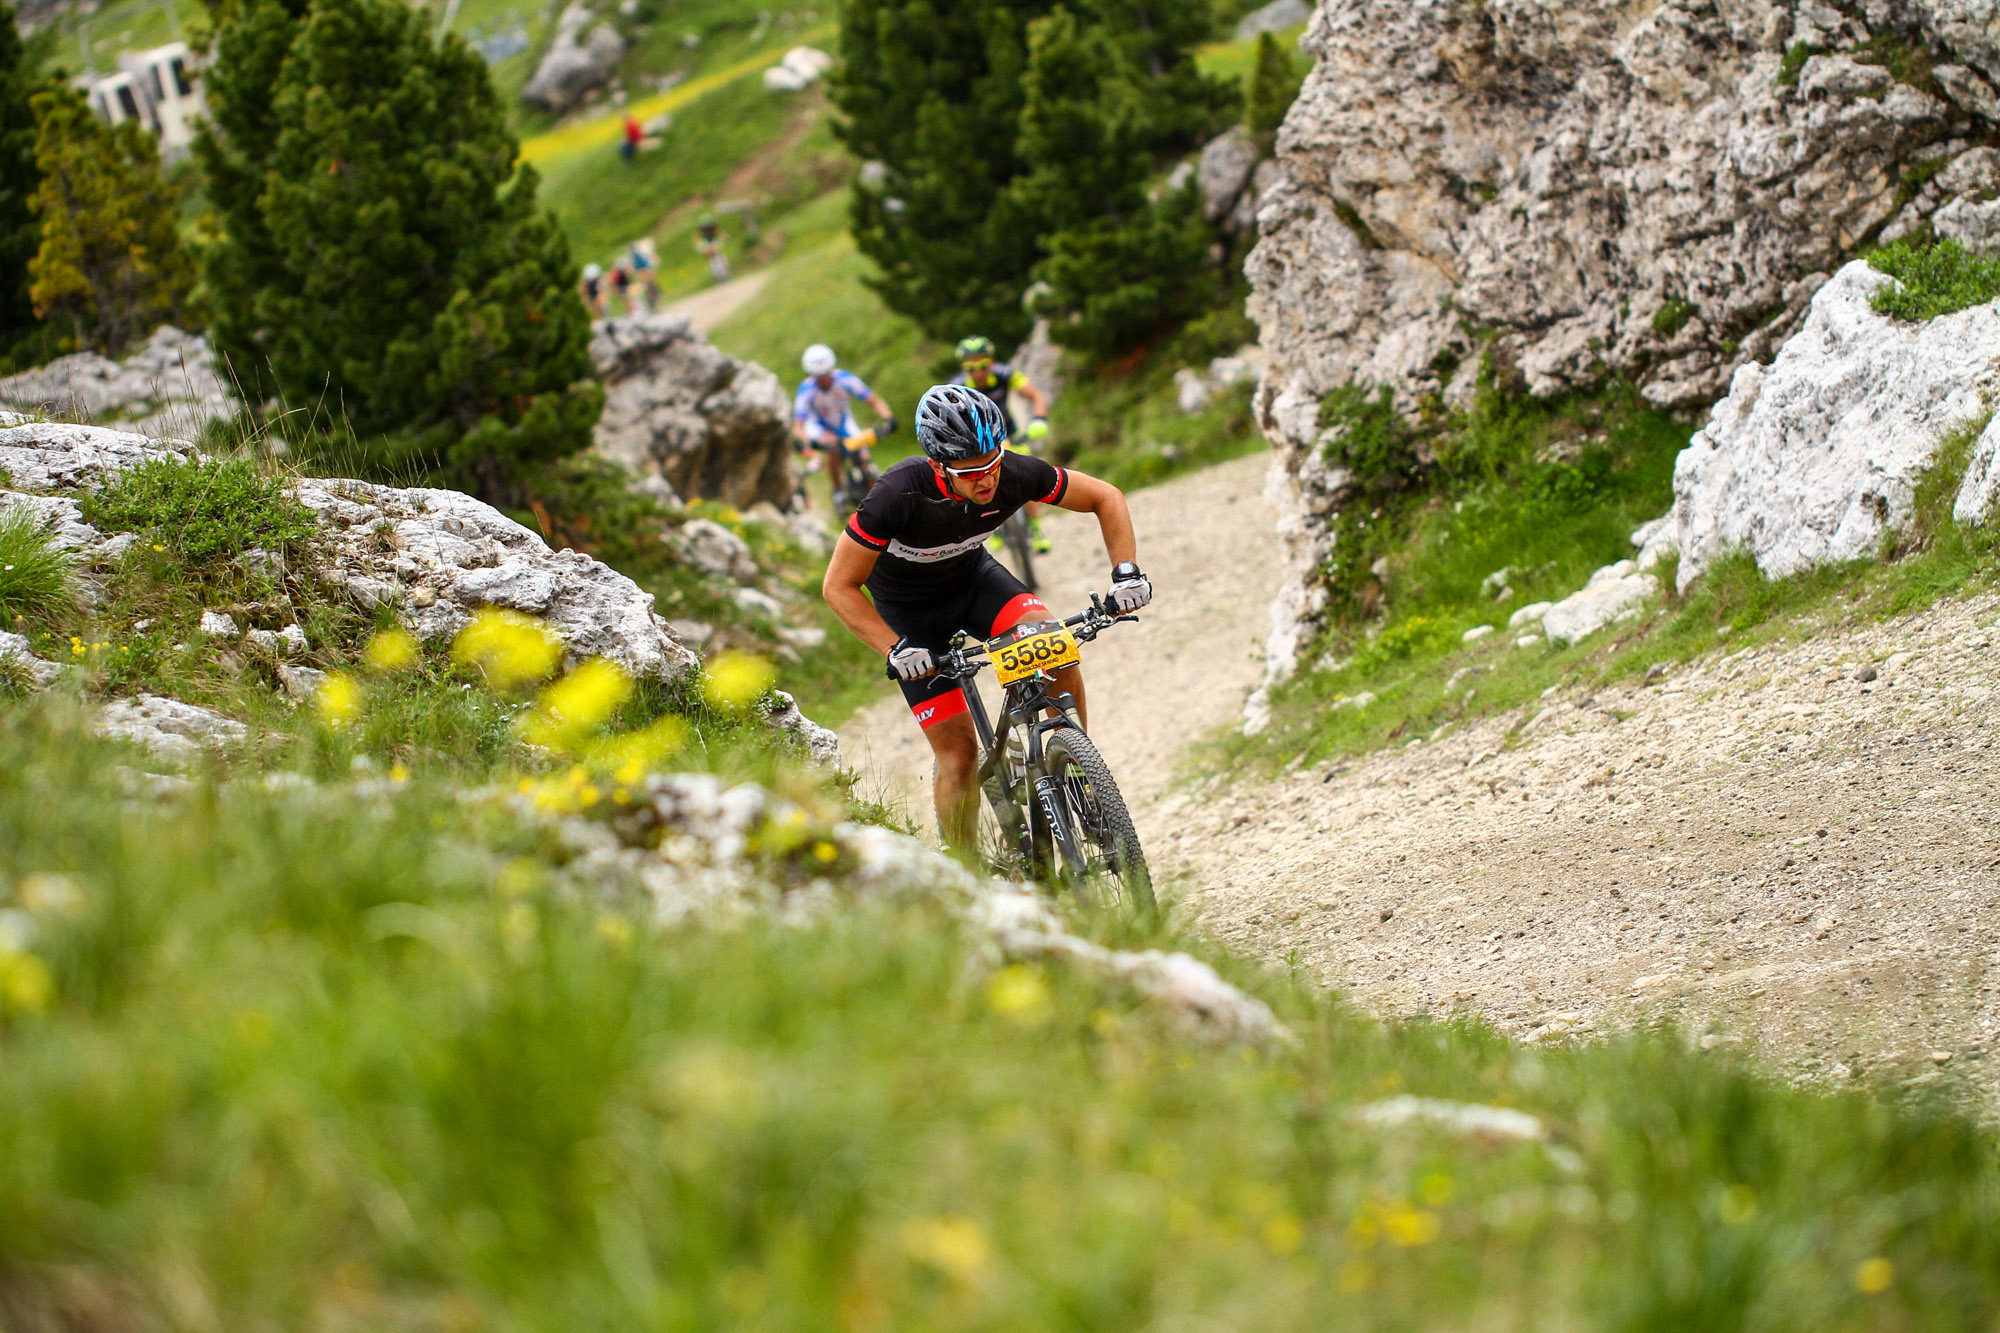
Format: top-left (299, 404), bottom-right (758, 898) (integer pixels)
top-left (989, 622), bottom-right (1080, 684)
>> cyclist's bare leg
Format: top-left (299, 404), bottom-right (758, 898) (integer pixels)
top-left (923, 713), bottom-right (981, 848)
top-left (1049, 663), bottom-right (1086, 730)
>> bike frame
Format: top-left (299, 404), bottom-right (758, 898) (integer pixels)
top-left (922, 597), bottom-right (1135, 876)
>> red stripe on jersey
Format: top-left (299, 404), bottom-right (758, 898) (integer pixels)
top-left (1038, 467), bottom-right (1069, 505)
top-left (990, 592), bottom-right (1052, 636)
top-left (911, 688), bottom-right (969, 729)
top-left (845, 515), bottom-right (887, 549)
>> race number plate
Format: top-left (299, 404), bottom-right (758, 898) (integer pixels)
top-left (989, 620), bottom-right (1080, 684)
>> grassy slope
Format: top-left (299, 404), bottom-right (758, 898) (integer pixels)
top-left (1240, 389), bottom-right (2000, 773)
top-left (3, 700), bottom-right (2000, 1328)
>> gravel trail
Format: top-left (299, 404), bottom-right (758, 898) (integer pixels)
top-left (1162, 596), bottom-right (2000, 1090)
top-left (842, 453), bottom-right (2000, 1092)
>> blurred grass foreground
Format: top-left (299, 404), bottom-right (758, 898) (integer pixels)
top-left (2, 632), bottom-right (2000, 1326)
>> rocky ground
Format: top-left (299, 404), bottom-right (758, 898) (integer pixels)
top-left (1168, 593), bottom-right (2000, 1098)
top-left (844, 452), bottom-right (2000, 1102)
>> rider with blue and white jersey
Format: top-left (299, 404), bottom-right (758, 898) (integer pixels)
top-left (792, 344), bottom-right (895, 470)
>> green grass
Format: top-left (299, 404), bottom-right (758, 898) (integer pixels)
top-left (0, 510), bottom-right (73, 631)
top-left (4, 699), bottom-right (2000, 1326)
top-left (1867, 237), bottom-right (2000, 321)
top-left (80, 456), bottom-right (320, 569)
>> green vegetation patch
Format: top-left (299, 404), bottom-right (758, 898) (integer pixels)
top-left (1867, 237), bottom-right (2000, 321)
top-left (80, 456), bottom-right (318, 567)
top-left (1240, 408), bottom-right (2000, 774)
top-left (1775, 41), bottom-right (1818, 86)
top-left (3, 704), bottom-right (2000, 1325)
top-left (1651, 298), bottom-right (1694, 338)
top-left (0, 510), bottom-right (73, 629)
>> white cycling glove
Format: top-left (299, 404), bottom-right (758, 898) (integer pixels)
top-left (1108, 561), bottom-right (1153, 613)
top-left (887, 639), bottom-right (935, 681)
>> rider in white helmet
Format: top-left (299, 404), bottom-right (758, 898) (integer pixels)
top-left (579, 263), bottom-right (606, 317)
top-left (793, 344), bottom-right (895, 475)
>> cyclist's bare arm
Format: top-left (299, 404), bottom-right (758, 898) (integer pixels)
top-left (1052, 471), bottom-right (1137, 567)
top-left (1017, 378), bottom-right (1050, 419)
top-left (822, 539), bottom-right (902, 656)
top-left (865, 393), bottom-right (892, 422)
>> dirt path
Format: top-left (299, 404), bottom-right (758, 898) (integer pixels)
top-left (1162, 596), bottom-right (2000, 1090)
top-left (838, 451), bottom-right (1282, 829)
top-left (663, 271), bottom-right (770, 334)
top-left (840, 452), bottom-right (2000, 1093)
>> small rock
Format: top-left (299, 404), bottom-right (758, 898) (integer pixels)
top-left (1508, 601), bottom-right (1552, 629)
top-left (1379, 906), bottom-right (1394, 921)
top-left (198, 610), bottom-right (240, 639)
top-left (1337, 690), bottom-right (1377, 710)
top-left (776, 624), bottom-right (828, 650)
top-left (1645, 662), bottom-right (1669, 683)
top-left (96, 694), bottom-right (247, 762)
top-left (1461, 624), bottom-right (1495, 643)
top-left (1931, 1050), bottom-right (1953, 1064)
top-left (676, 517), bottom-right (758, 582)
top-left (1480, 567), bottom-right (1512, 597)
top-left (1515, 634), bottom-right (1543, 649)
top-left (1855, 664), bottom-right (1879, 682)
top-left (277, 663), bottom-right (327, 701)
top-left (734, 586), bottom-right (784, 619)
top-left (668, 618), bottom-right (716, 650)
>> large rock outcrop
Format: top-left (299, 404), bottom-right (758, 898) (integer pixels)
top-left (0, 326), bottom-right (233, 437)
top-left (1246, 0), bottom-right (2000, 702)
top-left (1642, 261), bottom-right (2000, 587)
top-left (520, 4), bottom-right (626, 114)
top-left (590, 314), bottom-right (795, 509)
top-left (0, 414), bottom-right (706, 687)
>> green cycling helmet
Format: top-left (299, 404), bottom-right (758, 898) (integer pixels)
top-left (954, 334), bottom-right (996, 363)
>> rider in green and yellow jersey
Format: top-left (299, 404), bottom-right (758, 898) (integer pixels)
top-left (950, 335), bottom-right (1054, 554)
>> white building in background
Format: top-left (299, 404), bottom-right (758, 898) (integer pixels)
top-left (82, 42), bottom-right (205, 156)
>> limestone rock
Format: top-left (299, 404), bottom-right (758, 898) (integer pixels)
top-left (0, 632), bottom-right (63, 689)
top-left (1540, 559), bottom-right (1653, 645)
top-left (1198, 127), bottom-right (1263, 224)
top-left (589, 314), bottom-right (794, 509)
top-left (199, 610), bottom-right (240, 639)
top-left (0, 326), bottom-right (232, 437)
top-left (1647, 261), bottom-right (2000, 589)
top-left (521, 5), bottom-right (626, 114)
top-left (1949, 413), bottom-right (2000, 524)
top-left (1233, 0), bottom-right (1310, 41)
top-left (763, 689), bottom-right (842, 768)
top-left (277, 663), bottom-right (328, 701)
top-left (675, 517), bottom-right (758, 582)
top-left (97, 694), bottom-right (248, 762)
top-left (1244, 0), bottom-right (1999, 691)
top-left (762, 45), bottom-right (833, 91)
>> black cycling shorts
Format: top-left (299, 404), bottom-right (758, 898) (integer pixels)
top-left (875, 554), bottom-right (1052, 729)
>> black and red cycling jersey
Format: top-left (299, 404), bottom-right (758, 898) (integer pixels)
top-left (842, 453), bottom-right (1068, 600)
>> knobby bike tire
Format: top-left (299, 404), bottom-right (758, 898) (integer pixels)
top-left (1003, 513), bottom-right (1038, 593)
top-left (1040, 726), bottom-right (1153, 912)
top-left (978, 774), bottom-right (1031, 879)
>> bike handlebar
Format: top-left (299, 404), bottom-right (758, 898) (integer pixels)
top-left (882, 594), bottom-right (1138, 681)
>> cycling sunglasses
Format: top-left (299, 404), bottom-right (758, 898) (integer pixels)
top-left (961, 356), bottom-right (994, 373)
top-left (939, 451), bottom-right (1004, 478)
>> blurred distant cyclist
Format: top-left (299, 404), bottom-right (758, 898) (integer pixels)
top-left (950, 335), bottom-right (1053, 553)
top-left (579, 262), bottom-right (607, 317)
top-left (793, 343), bottom-right (895, 478)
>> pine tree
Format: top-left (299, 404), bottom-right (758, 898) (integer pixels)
top-left (26, 87), bottom-right (196, 357)
top-left (831, 0), bottom-right (1061, 347)
top-left (0, 0), bottom-right (51, 369)
top-left (197, 0), bottom-right (600, 501)
top-left (1009, 7), bottom-right (1216, 359)
top-left (1244, 29), bottom-right (1303, 147)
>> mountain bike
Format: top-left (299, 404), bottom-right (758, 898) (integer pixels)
top-left (894, 594), bottom-right (1151, 910)
top-left (825, 422), bottom-right (895, 514)
top-left (991, 428), bottom-right (1046, 591)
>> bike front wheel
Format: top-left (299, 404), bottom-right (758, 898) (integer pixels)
top-left (1039, 726), bottom-right (1152, 912)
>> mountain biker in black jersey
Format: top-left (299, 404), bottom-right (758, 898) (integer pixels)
top-left (822, 383), bottom-right (1153, 849)
top-left (950, 334), bottom-right (1054, 554)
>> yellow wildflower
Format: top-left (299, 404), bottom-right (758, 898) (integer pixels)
top-left (518, 659), bottom-right (634, 751)
top-left (0, 949), bottom-right (52, 1013)
top-left (985, 964), bottom-right (1051, 1023)
top-left (316, 672), bottom-right (363, 727)
top-left (1856, 1257), bottom-right (1894, 1294)
top-left (363, 628), bottom-right (420, 672)
top-left (899, 1215), bottom-right (991, 1283)
top-left (451, 609), bottom-right (562, 690)
top-left (702, 651), bottom-right (775, 712)
top-left (584, 714), bottom-right (687, 774)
